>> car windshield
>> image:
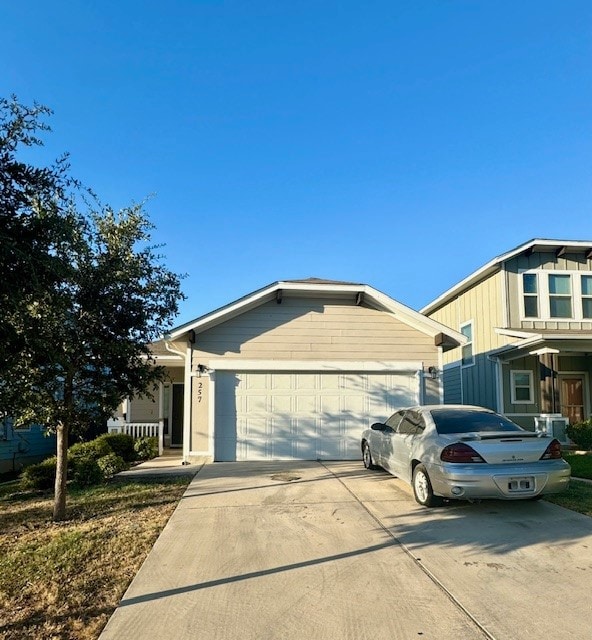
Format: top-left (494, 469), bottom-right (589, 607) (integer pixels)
top-left (430, 409), bottom-right (525, 434)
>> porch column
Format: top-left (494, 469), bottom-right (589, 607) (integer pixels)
top-left (157, 382), bottom-right (164, 456)
top-left (539, 352), bottom-right (559, 413)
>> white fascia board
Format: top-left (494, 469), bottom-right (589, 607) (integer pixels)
top-left (169, 281), bottom-right (363, 338)
top-left (363, 286), bottom-right (466, 343)
top-left (207, 359), bottom-right (424, 372)
top-left (420, 238), bottom-right (592, 315)
top-left (169, 283), bottom-right (279, 338)
top-left (169, 280), bottom-right (465, 344)
top-left (494, 327), bottom-right (539, 339)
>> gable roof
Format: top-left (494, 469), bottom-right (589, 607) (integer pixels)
top-left (420, 238), bottom-right (592, 315)
top-left (168, 279), bottom-right (465, 350)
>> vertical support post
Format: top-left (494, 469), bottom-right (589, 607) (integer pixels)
top-left (183, 341), bottom-right (193, 463)
top-left (539, 353), bottom-right (558, 413)
top-left (158, 381), bottom-right (164, 456)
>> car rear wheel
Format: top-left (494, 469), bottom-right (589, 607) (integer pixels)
top-left (363, 442), bottom-right (379, 470)
top-left (412, 464), bottom-right (443, 507)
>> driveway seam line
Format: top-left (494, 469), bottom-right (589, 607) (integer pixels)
top-left (320, 461), bottom-right (497, 640)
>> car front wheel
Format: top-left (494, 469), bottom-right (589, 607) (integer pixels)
top-left (363, 442), bottom-right (379, 470)
top-left (412, 464), bottom-right (443, 507)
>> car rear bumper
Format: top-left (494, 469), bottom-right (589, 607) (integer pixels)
top-left (428, 460), bottom-right (571, 500)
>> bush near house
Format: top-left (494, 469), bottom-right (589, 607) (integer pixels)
top-left (566, 419), bottom-right (592, 450)
top-left (97, 433), bottom-right (136, 463)
top-left (134, 436), bottom-right (159, 460)
top-left (19, 433), bottom-right (157, 491)
top-left (20, 457), bottom-right (58, 491)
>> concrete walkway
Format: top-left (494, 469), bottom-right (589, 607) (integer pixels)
top-left (116, 450), bottom-right (205, 479)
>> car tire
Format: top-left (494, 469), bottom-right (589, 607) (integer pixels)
top-left (412, 464), bottom-right (443, 507)
top-left (363, 442), bottom-right (379, 470)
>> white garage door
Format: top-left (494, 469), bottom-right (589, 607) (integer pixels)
top-left (214, 371), bottom-right (419, 461)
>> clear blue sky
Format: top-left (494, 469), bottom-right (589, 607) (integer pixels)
top-left (2, 1), bottom-right (591, 326)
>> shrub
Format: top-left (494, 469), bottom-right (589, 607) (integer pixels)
top-left (68, 438), bottom-right (112, 465)
top-left (97, 453), bottom-right (129, 478)
top-left (134, 436), bottom-right (159, 461)
top-left (566, 419), bottom-right (592, 450)
top-left (71, 456), bottom-right (104, 487)
top-left (96, 433), bottom-right (136, 462)
top-left (20, 456), bottom-right (57, 491)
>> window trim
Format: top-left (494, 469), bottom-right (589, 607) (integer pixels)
top-left (518, 269), bottom-right (592, 321)
top-left (510, 370), bottom-right (535, 405)
top-left (582, 274), bottom-right (592, 319)
top-left (460, 320), bottom-right (474, 368)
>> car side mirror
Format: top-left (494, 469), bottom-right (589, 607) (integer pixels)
top-left (371, 422), bottom-right (387, 431)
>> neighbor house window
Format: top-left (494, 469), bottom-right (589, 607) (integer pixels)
top-left (510, 371), bottom-right (534, 404)
top-left (521, 269), bottom-right (592, 321)
top-left (582, 275), bottom-right (592, 319)
top-left (548, 274), bottom-right (572, 318)
top-left (460, 321), bottom-right (474, 366)
top-left (522, 273), bottom-right (539, 318)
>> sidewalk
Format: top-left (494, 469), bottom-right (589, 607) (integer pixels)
top-left (116, 450), bottom-right (206, 479)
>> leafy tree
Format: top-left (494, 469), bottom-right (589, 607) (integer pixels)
top-left (1, 97), bottom-right (184, 520)
top-left (0, 96), bottom-right (79, 414)
top-left (22, 202), bottom-right (184, 520)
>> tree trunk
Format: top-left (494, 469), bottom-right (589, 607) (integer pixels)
top-left (53, 421), bottom-right (69, 521)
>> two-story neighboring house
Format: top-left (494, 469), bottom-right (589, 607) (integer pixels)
top-left (421, 239), bottom-right (592, 433)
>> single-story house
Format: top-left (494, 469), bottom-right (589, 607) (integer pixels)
top-left (113, 279), bottom-right (465, 462)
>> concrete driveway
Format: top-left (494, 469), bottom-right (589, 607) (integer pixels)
top-left (100, 462), bottom-right (592, 640)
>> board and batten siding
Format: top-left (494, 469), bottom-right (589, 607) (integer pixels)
top-left (427, 271), bottom-right (506, 410)
top-left (192, 298), bottom-right (438, 365)
top-left (428, 271), bottom-right (506, 365)
top-left (505, 251), bottom-right (592, 330)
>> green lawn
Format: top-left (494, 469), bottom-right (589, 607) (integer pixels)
top-left (0, 476), bottom-right (190, 640)
top-left (544, 480), bottom-right (592, 517)
top-left (563, 453), bottom-right (592, 480)
top-left (542, 453), bottom-right (592, 516)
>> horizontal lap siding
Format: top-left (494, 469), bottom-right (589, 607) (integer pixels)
top-left (0, 427), bottom-right (56, 473)
top-left (193, 298), bottom-right (437, 364)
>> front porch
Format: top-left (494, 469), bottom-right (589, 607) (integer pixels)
top-left (495, 334), bottom-right (592, 433)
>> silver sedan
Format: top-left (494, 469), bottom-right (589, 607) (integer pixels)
top-left (361, 405), bottom-right (571, 507)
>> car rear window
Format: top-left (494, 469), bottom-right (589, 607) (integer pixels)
top-left (430, 409), bottom-right (525, 434)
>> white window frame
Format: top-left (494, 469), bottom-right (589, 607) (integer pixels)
top-left (510, 370), bottom-right (535, 405)
top-left (581, 274), bottom-right (592, 320)
top-left (460, 320), bottom-right (474, 368)
top-left (519, 269), bottom-right (592, 321)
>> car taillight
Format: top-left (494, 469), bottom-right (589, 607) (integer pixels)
top-left (440, 443), bottom-right (486, 463)
top-left (540, 438), bottom-right (562, 460)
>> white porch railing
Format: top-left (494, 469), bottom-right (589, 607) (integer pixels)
top-left (107, 419), bottom-right (164, 455)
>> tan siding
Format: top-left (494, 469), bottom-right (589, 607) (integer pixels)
top-left (127, 367), bottom-right (183, 421)
top-left (192, 298), bottom-right (438, 366)
top-left (428, 271), bottom-right (506, 365)
top-left (129, 393), bottom-right (158, 422)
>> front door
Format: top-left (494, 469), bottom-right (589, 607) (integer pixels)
top-left (171, 384), bottom-right (184, 447)
top-left (559, 375), bottom-right (586, 425)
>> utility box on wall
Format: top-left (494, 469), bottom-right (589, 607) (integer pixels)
top-left (534, 414), bottom-right (570, 444)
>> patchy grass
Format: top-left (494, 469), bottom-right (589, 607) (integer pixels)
top-left (544, 479), bottom-right (592, 517)
top-left (563, 453), bottom-right (592, 480)
top-left (0, 477), bottom-right (190, 640)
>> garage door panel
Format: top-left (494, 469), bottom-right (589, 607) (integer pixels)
top-left (215, 370), bottom-right (419, 461)
top-left (296, 395), bottom-right (316, 413)
top-left (271, 395), bottom-right (292, 413)
top-left (297, 374), bottom-right (317, 389)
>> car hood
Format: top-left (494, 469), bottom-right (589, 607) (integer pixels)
top-left (439, 432), bottom-right (553, 464)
